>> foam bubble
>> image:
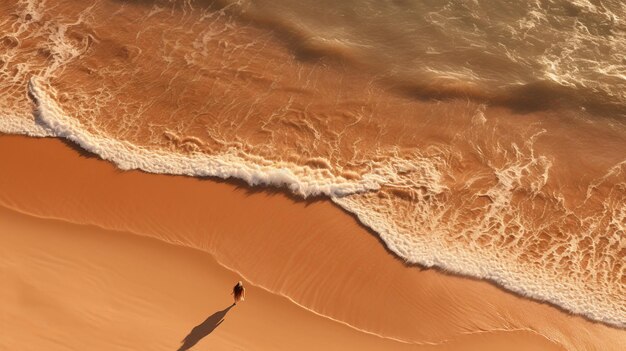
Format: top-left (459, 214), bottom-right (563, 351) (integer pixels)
top-left (6, 77), bottom-right (621, 328)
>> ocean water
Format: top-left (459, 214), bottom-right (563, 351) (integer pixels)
top-left (1, 0), bottom-right (624, 326)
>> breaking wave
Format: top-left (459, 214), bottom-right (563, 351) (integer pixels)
top-left (7, 77), bottom-right (622, 328)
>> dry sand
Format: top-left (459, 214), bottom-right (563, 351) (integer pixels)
top-left (0, 134), bottom-right (624, 350)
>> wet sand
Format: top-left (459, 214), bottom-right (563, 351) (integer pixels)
top-left (0, 134), bottom-right (624, 350)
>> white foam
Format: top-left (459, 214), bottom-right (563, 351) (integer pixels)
top-left (0, 112), bottom-right (54, 137)
top-left (24, 78), bottom-right (386, 198)
top-left (1, 77), bottom-right (623, 329)
top-left (333, 195), bottom-right (626, 328)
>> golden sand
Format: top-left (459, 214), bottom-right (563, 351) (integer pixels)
top-left (2, 200), bottom-right (570, 351)
top-left (1, 134), bottom-right (624, 350)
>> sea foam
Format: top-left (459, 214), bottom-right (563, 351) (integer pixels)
top-left (0, 77), bottom-right (623, 328)
top-left (24, 78), bottom-right (385, 198)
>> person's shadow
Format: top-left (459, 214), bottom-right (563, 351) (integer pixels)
top-left (177, 304), bottom-right (234, 351)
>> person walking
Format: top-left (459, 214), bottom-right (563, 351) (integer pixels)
top-left (232, 281), bottom-right (245, 305)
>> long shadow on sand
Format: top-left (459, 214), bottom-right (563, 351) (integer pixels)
top-left (178, 304), bottom-right (234, 351)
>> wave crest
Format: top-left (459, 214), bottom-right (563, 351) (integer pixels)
top-left (5, 77), bottom-right (621, 328)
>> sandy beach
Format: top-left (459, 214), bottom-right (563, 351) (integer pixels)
top-left (0, 186), bottom-right (563, 351)
top-left (1, 134), bottom-right (623, 350)
top-left (2, 0), bottom-right (625, 349)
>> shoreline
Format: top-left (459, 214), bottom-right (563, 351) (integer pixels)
top-left (1, 134), bottom-right (625, 350)
top-left (8, 93), bottom-right (626, 328)
top-left (1, 0), bottom-right (622, 327)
